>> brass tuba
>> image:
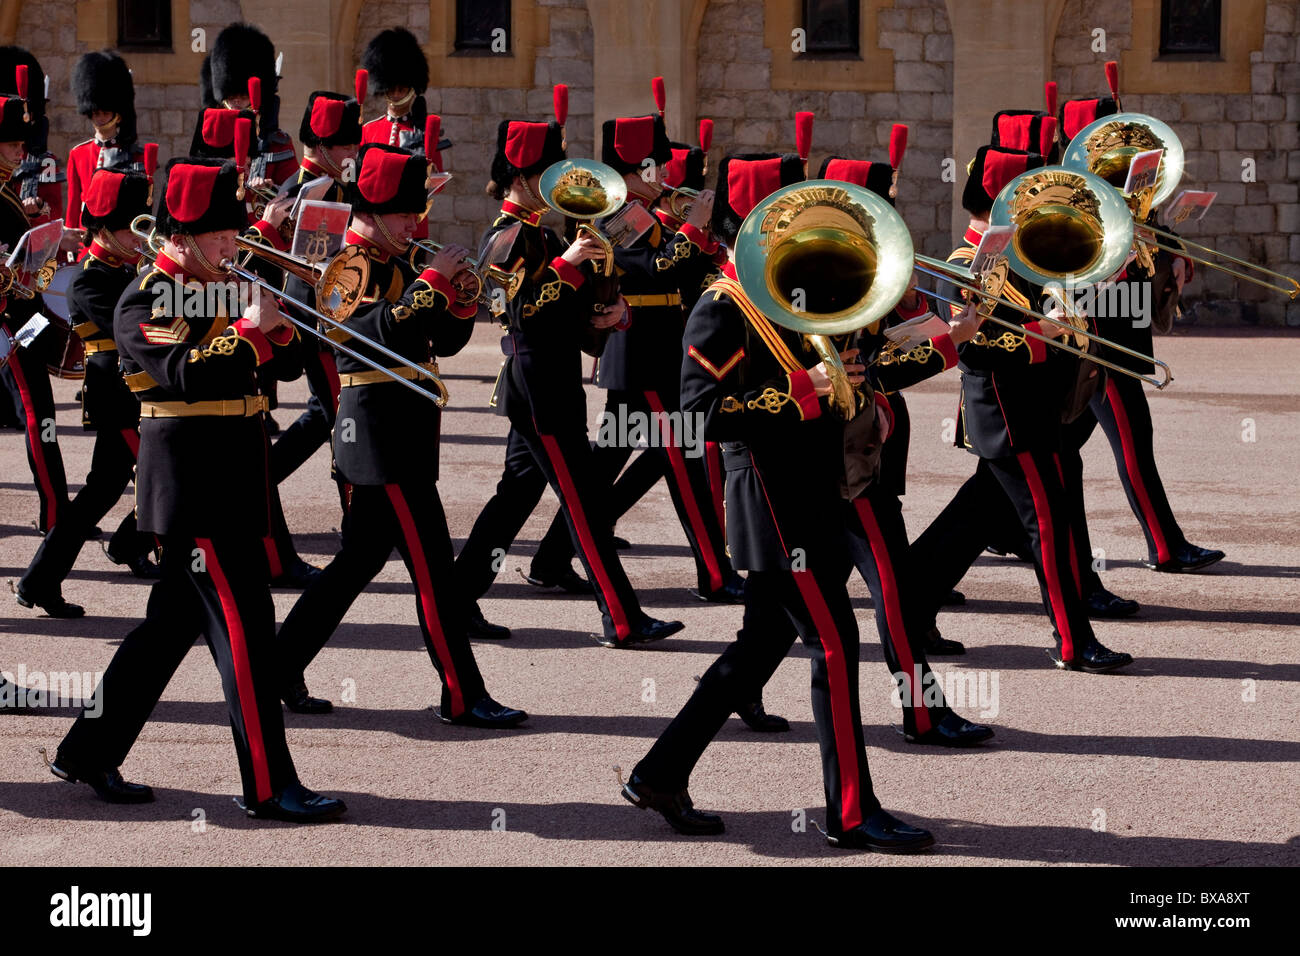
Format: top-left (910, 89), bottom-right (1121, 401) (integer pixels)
top-left (537, 158), bottom-right (628, 277)
top-left (734, 179), bottom-right (914, 420)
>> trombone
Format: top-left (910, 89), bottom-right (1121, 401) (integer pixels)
top-left (409, 239), bottom-right (523, 307)
top-left (129, 215), bottom-right (450, 406)
top-left (1064, 112), bottom-right (1299, 299)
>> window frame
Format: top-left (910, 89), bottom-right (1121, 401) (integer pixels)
top-left (799, 0), bottom-right (862, 60)
top-left (1157, 0), bottom-right (1223, 60)
top-left (116, 0), bottom-right (174, 53)
top-left (453, 0), bottom-right (513, 56)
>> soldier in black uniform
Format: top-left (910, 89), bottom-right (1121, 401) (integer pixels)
top-left (266, 89), bottom-right (363, 495)
top-left (908, 145), bottom-right (1134, 673)
top-left (15, 165), bottom-right (158, 617)
top-left (275, 143), bottom-right (526, 728)
top-left (0, 87), bottom-right (68, 536)
top-left (622, 153), bottom-right (934, 851)
top-left (452, 111), bottom-right (684, 649)
top-left (51, 158), bottom-right (344, 821)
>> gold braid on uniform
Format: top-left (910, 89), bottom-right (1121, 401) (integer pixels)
top-left (971, 330), bottom-right (1026, 351)
top-left (743, 387), bottom-right (795, 413)
top-left (523, 275), bottom-right (564, 317)
top-left (187, 333), bottom-right (240, 363)
top-left (875, 341), bottom-right (938, 366)
top-left (656, 236), bottom-right (699, 271)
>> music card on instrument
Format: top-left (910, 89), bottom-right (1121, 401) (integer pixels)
top-left (6, 220), bottom-right (64, 273)
top-left (12, 312), bottom-right (50, 348)
top-left (1167, 189), bottom-right (1216, 224)
top-left (884, 311), bottom-right (951, 351)
top-left (970, 225), bottom-right (1015, 277)
top-left (602, 201), bottom-right (657, 248)
top-left (427, 171), bottom-right (453, 195)
top-left (1124, 148), bottom-right (1164, 196)
top-left (292, 201), bottom-right (352, 264)
top-left (288, 176), bottom-right (334, 221)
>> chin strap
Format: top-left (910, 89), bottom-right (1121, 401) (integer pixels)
top-left (373, 214), bottom-right (410, 256)
top-left (182, 236), bottom-right (227, 280)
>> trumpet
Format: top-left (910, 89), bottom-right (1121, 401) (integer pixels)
top-left (129, 215), bottom-right (450, 406)
top-left (1064, 112), bottom-right (1299, 299)
top-left (661, 185), bottom-right (700, 221)
top-left (409, 239), bottom-right (523, 307)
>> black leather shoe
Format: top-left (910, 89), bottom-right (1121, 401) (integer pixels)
top-left (827, 809), bottom-right (934, 853)
top-left (244, 782), bottom-right (346, 822)
top-left (437, 695), bottom-right (528, 728)
top-left (271, 559), bottom-right (323, 589)
top-left (466, 606), bottom-right (511, 639)
top-left (941, 588), bottom-right (965, 606)
top-left (105, 545), bottom-right (162, 580)
top-left (49, 755), bottom-right (154, 804)
top-left (737, 699), bottom-right (790, 732)
top-left (923, 626), bottom-right (965, 656)
top-left (522, 565), bottom-right (594, 594)
top-left (282, 682), bottom-right (333, 714)
top-left (905, 712), bottom-right (994, 747)
top-left (1144, 543), bottom-right (1225, 574)
top-left (14, 588), bottom-right (84, 618)
top-left (621, 772), bottom-right (724, 835)
top-left (694, 577), bottom-right (745, 604)
top-left (596, 617), bottom-right (685, 648)
top-left (1056, 640), bottom-right (1134, 674)
top-left (1086, 586), bottom-right (1140, 618)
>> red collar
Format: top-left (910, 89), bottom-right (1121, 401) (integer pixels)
top-left (654, 207), bottom-right (684, 232)
top-left (345, 228), bottom-right (391, 263)
top-left (721, 261), bottom-right (738, 280)
top-left (963, 223), bottom-right (986, 247)
top-left (154, 252), bottom-right (187, 280)
top-left (500, 200), bottom-right (543, 226)
top-left (300, 156), bottom-right (332, 179)
top-left (88, 240), bottom-right (140, 268)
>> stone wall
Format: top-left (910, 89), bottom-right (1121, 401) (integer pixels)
top-left (351, 0), bottom-right (595, 249)
top-left (1053, 0), bottom-right (1300, 325)
top-left (697, 0), bottom-right (955, 260)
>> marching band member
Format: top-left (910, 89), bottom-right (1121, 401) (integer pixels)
top-left (623, 151), bottom-right (934, 851)
top-left (51, 157), bottom-right (345, 822)
top-left (16, 163), bottom-right (159, 618)
top-left (274, 143), bottom-right (527, 728)
top-left (66, 51), bottom-right (144, 233)
top-left (451, 105), bottom-right (685, 649)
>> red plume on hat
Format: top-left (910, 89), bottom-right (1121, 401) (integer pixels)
top-left (1105, 60), bottom-right (1122, 110)
top-left (144, 141), bottom-right (158, 204)
top-left (795, 111), bottom-right (813, 170)
top-left (1044, 81), bottom-right (1058, 117)
top-left (15, 63), bottom-right (28, 122)
top-left (355, 68), bottom-right (368, 121)
top-left (554, 83), bottom-right (568, 149)
top-left (888, 123), bottom-right (907, 199)
top-left (699, 118), bottom-right (713, 176)
top-left (234, 116), bottom-right (252, 199)
top-left (425, 114), bottom-right (443, 173)
top-left (652, 76), bottom-right (666, 118)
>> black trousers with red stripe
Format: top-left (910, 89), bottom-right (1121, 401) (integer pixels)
top-left (19, 425), bottom-right (152, 600)
top-left (261, 418), bottom-right (313, 578)
top-left (911, 452), bottom-right (1095, 661)
top-left (4, 334), bottom-right (68, 532)
top-left (277, 480), bottom-right (487, 717)
top-left (635, 562), bottom-right (880, 835)
top-left (59, 535), bottom-right (298, 806)
top-left (1090, 375), bottom-right (1186, 565)
top-left (542, 388), bottom-right (733, 594)
top-left (844, 488), bottom-right (950, 738)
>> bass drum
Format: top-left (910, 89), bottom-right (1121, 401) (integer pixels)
top-left (0, 324), bottom-right (12, 371)
top-left (37, 264), bottom-right (85, 380)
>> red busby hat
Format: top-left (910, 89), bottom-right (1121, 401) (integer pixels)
top-left (600, 114), bottom-right (673, 175)
top-left (154, 157), bottom-right (247, 236)
top-left (1057, 97), bottom-right (1118, 147)
top-left (663, 143), bottom-right (706, 191)
top-left (190, 106), bottom-right (257, 160)
top-left (0, 95), bottom-right (31, 143)
top-left (489, 118), bottom-right (565, 191)
top-left (818, 156), bottom-right (895, 203)
top-left (299, 92), bottom-right (363, 149)
top-left (80, 164), bottom-right (152, 234)
top-left (350, 143), bottom-right (428, 215)
top-left (0, 46), bottom-right (46, 153)
top-left (962, 145), bottom-right (1045, 215)
top-left (73, 51), bottom-right (137, 146)
top-left (711, 152), bottom-right (804, 244)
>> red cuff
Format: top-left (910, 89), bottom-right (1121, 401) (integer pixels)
top-left (1177, 253), bottom-right (1194, 282)
top-left (450, 300), bottom-right (478, 320)
top-left (251, 221), bottom-right (288, 251)
top-left (550, 256), bottom-right (585, 289)
top-left (233, 318), bottom-right (273, 365)
top-left (874, 391), bottom-right (894, 439)
top-left (418, 268), bottom-right (457, 306)
top-left (266, 323), bottom-right (295, 346)
top-left (678, 223), bottom-right (718, 255)
top-left (894, 296), bottom-right (930, 320)
top-left (788, 368), bottom-right (822, 421)
top-left (932, 332), bottom-right (958, 370)
top-left (1023, 322), bottom-right (1048, 364)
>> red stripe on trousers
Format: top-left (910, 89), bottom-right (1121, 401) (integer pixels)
top-left (537, 432), bottom-right (633, 640)
top-left (195, 538), bottom-right (272, 803)
top-left (1052, 454), bottom-right (1082, 593)
top-left (1018, 453), bottom-right (1077, 661)
top-left (9, 354), bottom-right (59, 527)
top-left (791, 570), bottom-right (864, 831)
top-left (119, 427), bottom-right (140, 458)
top-left (262, 536), bottom-right (283, 579)
top-left (1105, 379), bottom-right (1171, 564)
top-left (385, 485), bottom-right (465, 715)
top-left (705, 441), bottom-right (725, 532)
top-left (320, 351), bottom-right (342, 412)
top-left (853, 498), bottom-right (931, 735)
top-left (645, 391), bottom-right (724, 592)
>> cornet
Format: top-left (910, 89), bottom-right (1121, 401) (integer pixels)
top-left (661, 185), bottom-right (700, 222)
top-left (409, 239), bottom-right (523, 307)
